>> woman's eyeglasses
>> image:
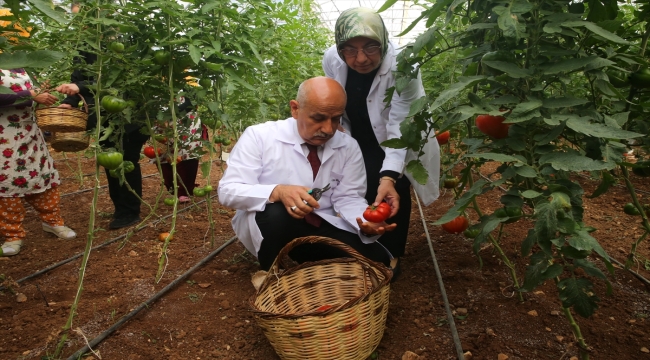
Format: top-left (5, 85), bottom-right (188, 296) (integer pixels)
top-left (339, 45), bottom-right (381, 58)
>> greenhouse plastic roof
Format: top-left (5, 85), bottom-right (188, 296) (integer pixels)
top-left (314, 0), bottom-right (427, 46)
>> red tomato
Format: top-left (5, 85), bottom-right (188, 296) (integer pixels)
top-left (435, 131), bottom-right (450, 145)
top-left (441, 216), bottom-right (469, 234)
top-left (143, 146), bottom-right (162, 159)
top-left (363, 202), bottom-right (391, 223)
top-left (475, 115), bottom-right (510, 139)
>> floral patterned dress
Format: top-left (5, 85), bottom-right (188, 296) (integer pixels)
top-left (0, 69), bottom-right (59, 197)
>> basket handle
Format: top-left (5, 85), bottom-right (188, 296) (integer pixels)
top-left (77, 94), bottom-right (89, 114)
top-left (269, 236), bottom-right (390, 284)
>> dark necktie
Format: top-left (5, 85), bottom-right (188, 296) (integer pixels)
top-left (305, 144), bottom-right (322, 227)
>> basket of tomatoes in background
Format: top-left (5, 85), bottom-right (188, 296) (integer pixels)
top-left (249, 236), bottom-right (392, 360)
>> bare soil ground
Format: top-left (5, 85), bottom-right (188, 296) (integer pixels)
top-left (0, 147), bottom-right (649, 360)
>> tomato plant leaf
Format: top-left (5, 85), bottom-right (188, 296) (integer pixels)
top-left (433, 179), bottom-right (488, 225)
top-left (542, 56), bottom-right (601, 75)
top-left (465, 153), bottom-right (523, 163)
top-left (568, 230), bottom-right (610, 262)
top-left (557, 277), bottom-right (599, 318)
top-left (521, 252), bottom-right (560, 292)
top-left (382, 138), bottom-right (408, 149)
top-left (562, 20), bottom-right (629, 44)
top-left (27, 0), bottom-right (67, 24)
top-left (481, 61), bottom-right (532, 78)
top-left (189, 44), bottom-right (201, 65)
top-left (542, 97), bottom-right (589, 109)
top-left (377, 0), bottom-right (400, 12)
top-left (534, 122), bottom-right (565, 145)
top-left (224, 68), bottom-right (255, 91)
top-left (539, 149), bottom-right (613, 171)
top-left (515, 165), bottom-right (537, 178)
top-left (200, 161), bottom-right (211, 179)
top-left (407, 96), bottom-right (428, 117)
top-left (521, 190), bottom-right (543, 199)
top-left (493, 2), bottom-right (529, 39)
top-left (0, 50), bottom-right (64, 69)
top-left (534, 201), bottom-right (558, 241)
top-left (566, 116), bottom-right (642, 139)
top-left (521, 229), bottom-right (537, 256)
top-left (405, 160), bottom-right (428, 185)
top-left (429, 76), bottom-right (484, 112)
top-left (587, 170), bottom-right (615, 198)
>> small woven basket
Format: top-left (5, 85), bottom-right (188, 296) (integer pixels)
top-left (51, 131), bottom-right (90, 152)
top-left (36, 94), bottom-right (88, 133)
top-left (250, 236), bottom-right (392, 360)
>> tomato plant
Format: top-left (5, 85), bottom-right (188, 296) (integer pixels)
top-left (632, 161), bottom-right (650, 177)
top-left (204, 185), bottom-right (213, 192)
top-left (463, 227), bottom-right (480, 239)
top-left (623, 203), bottom-right (640, 216)
top-left (122, 161), bottom-right (134, 173)
top-left (494, 207), bottom-right (523, 224)
top-left (363, 202), bottom-right (391, 223)
top-left (153, 50), bottom-right (171, 65)
top-left (441, 216), bottom-right (469, 234)
top-left (164, 198), bottom-right (176, 206)
top-left (630, 67), bottom-right (650, 89)
top-left (96, 151), bottom-right (123, 170)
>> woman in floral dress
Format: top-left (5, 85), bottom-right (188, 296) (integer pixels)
top-left (0, 68), bottom-right (76, 256)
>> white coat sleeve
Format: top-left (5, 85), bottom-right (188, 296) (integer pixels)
top-left (217, 128), bottom-right (277, 211)
top-left (322, 47), bottom-right (336, 78)
top-left (381, 71), bottom-right (426, 174)
top-left (330, 140), bottom-right (380, 242)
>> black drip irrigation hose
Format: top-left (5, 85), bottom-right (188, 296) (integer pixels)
top-left (66, 235), bottom-right (238, 360)
top-left (0, 194), bottom-right (220, 291)
top-left (61, 174), bottom-right (157, 198)
top-left (413, 191), bottom-right (465, 360)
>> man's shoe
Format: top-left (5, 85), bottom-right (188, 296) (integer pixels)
top-left (109, 217), bottom-right (140, 230)
top-left (42, 223), bottom-right (77, 239)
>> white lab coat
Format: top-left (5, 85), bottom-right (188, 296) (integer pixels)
top-left (218, 118), bottom-right (380, 257)
top-left (322, 43), bottom-right (440, 206)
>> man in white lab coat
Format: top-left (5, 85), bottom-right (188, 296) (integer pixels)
top-left (218, 77), bottom-right (396, 270)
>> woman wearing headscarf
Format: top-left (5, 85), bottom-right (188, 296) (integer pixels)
top-left (323, 7), bottom-right (440, 269)
top-left (0, 68), bottom-right (77, 256)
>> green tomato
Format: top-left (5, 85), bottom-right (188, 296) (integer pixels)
top-left (222, 138), bottom-right (232, 146)
top-left (201, 117), bottom-right (216, 128)
top-left (122, 161), bottom-right (135, 173)
top-left (193, 187), bottom-right (207, 197)
top-left (153, 51), bottom-right (171, 65)
top-left (199, 78), bottom-right (212, 88)
top-left (101, 96), bottom-right (127, 113)
top-left (624, 203), bottom-right (641, 216)
top-left (214, 136), bottom-right (223, 144)
top-left (109, 42), bottom-right (125, 53)
top-left (164, 197), bottom-right (176, 206)
top-left (463, 228), bottom-right (480, 239)
top-left (494, 207), bottom-right (523, 224)
top-left (108, 169), bottom-right (120, 178)
top-left (97, 151), bottom-right (123, 170)
top-left (204, 185), bottom-right (213, 192)
top-left (263, 97), bottom-right (277, 105)
top-left (630, 67), bottom-right (650, 89)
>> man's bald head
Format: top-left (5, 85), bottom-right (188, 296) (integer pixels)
top-left (290, 77), bottom-right (347, 146)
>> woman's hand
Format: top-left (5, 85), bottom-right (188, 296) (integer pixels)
top-left (30, 91), bottom-right (57, 106)
top-left (55, 83), bottom-right (80, 95)
top-left (375, 179), bottom-right (399, 217)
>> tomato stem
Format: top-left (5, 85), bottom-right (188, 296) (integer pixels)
top-left (555, 277), bottom-right (590, 360)
top-left (619, 165), bottom-right (650, 268)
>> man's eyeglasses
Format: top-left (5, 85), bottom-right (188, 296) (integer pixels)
top-left (339, 45), bottom-right (381, 58)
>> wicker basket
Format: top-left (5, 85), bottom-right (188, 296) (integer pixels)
top-left (36, 94), bottom-right (88, 133)
top-left (51, 131), bottom-right (90, 152)
top-left (250, 236), bottom-right (392, 360)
